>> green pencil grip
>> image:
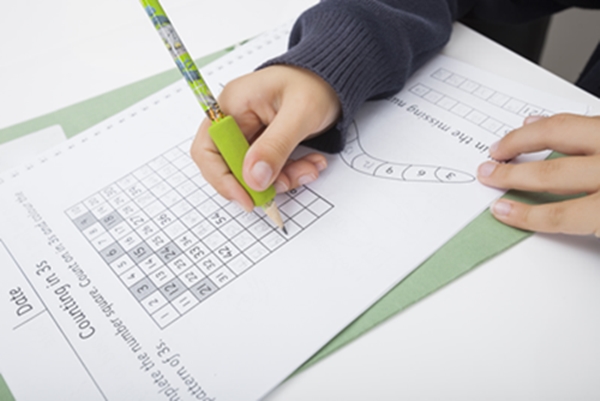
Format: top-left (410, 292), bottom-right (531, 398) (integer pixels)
top-left (208, 116), bottom-right (276, 207)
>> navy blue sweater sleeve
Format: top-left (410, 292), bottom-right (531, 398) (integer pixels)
top-left (260, 0), bottom-right (599, 152)
top-left (260, 0), bottom-right (460, 152)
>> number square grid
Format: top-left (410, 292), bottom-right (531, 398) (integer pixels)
top-left (66, 140), bottom-right (333, 329)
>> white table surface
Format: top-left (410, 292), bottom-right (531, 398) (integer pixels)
top-left (1, 1), bottom-right (599, 400)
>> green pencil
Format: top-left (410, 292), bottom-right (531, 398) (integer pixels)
top-left (141, 0), bottom-right (286, 233)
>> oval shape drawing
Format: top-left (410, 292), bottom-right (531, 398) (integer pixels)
top-left (340, 121), bottom-right (475, 184)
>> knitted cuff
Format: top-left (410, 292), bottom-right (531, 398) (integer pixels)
top-left (260, 6), bottom-right (403, 152)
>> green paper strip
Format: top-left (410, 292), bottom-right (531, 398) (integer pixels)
top-left (299, 185), bottom-right (575, 371)
top-left (0, 49), bottom-right (228, 144)
top-left (0, 374), bottom-right (15, 401)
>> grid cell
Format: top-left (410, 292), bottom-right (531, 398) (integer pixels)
top-left (210, 267), bottom-right (236, 288)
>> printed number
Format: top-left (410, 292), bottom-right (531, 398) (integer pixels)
top-left (164, 283), bottom-right (180, 296)
top-left (121, 206), bottom-right (135, 215)
top-left (158, 213), bottom-right (172, 226)
top-left (133, 247), bottom-right (147, 258)
top-left (203, 258), bottom-right (216, 271)
top-left (78, 217), bottom-right (92, 228)
top-left (152, 236), bottom-right (165, 247)
top-left (129, 215), bottom-right (146, 226)
top-left (210, 212), bottom-right (227, 225)
top-left (218, 246), bottom-right (232, 259)
top-left (196, 283), bottom-right (213, 296)
top-left (106, 248), bottom-right (118, 257)
top-left (127, 185), bottom-right (143, 197)
top-left (113, 196), bottom-right (127, 206)
top-left (142, 225), bottom-right (155, 236)
top-left (179, 236), bottom-right (193, 248)
top-left (160, 246), bottom-right (177, 261)
top-left (102, 187), bottom-right (118, 198)
top-left (189, 246), bottom-right (205, 260)
top-left (142, 256), bottom-right (159, 269)
top-left (113, 225), bottom-right (127, 235)
top-left (185, 271), bottom-right (198, 282)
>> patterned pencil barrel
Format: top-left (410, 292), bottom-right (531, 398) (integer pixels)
top-left (140, 0), bottom-right (224, 121)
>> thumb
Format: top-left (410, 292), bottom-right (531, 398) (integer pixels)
top-left (242, 104), bottom-right (312, 191)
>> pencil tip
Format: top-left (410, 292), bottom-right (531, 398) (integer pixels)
top-left (262, 201), bottom-right (285, 234)
top-left (282, 226), bottom-right (288, 235)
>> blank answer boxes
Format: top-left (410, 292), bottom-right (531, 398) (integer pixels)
top-left (428, 67), bottom-right (555, 132)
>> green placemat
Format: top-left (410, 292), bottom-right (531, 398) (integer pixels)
top-left (0, 374), bottom-right (15, 401)
top-left (1, 48), bottom-right (557, 374)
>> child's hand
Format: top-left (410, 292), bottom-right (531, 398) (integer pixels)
top-left (191, 65), bottom-right (341, 211)
top-left (477, 114), bottom-right (600, 236)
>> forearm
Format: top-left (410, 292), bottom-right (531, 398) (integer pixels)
top-left (261, 0), bottom-right (459, 152)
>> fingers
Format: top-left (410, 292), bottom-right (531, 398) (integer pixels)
top-left (490, 193), bottom-right (600, 237)
top-left (478, 155), bottom-right (600, 195)
top-left (242, 67), bottom-right (340, 191)
top-left (242, 99), bottom-right (321, 191)
top-left (190, 118), bottom-right (254, 212)
top-left (491, 114), bottom-right (600, 161)
top-left (273, 153), bottom-right (328, 193)
top-left (191, 65), bottom-right (339, 207)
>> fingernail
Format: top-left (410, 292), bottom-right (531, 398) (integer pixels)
top-left (524, 115), bottom-right (544, 125)
top-left (273, 180), bottom-right (288, 194)
top-left (478, 162), bottom-right (497, 177)
top-left (489, 141), bottom-right (499, 154)
top-left (491, 200), bottom-right (512, 217)
top-left (250, 161), bottom-right (273, 190)
top-left (298, 174), bottom-right (316, 186)
top-left (316, 161), bottom-right (327, 172)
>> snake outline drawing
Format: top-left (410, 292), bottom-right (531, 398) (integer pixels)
top-left (340, 121), bottom-right (475, 184)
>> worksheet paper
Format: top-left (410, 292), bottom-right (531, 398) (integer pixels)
top-left (0, 125), bottom-right (66, 173)
top-left (0, 23), bottom-right (586, 401)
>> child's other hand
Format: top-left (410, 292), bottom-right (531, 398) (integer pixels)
top-left (191, 65), bottom-right (341, 212)
top-left (477, 114), bottom-right (600, 236)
